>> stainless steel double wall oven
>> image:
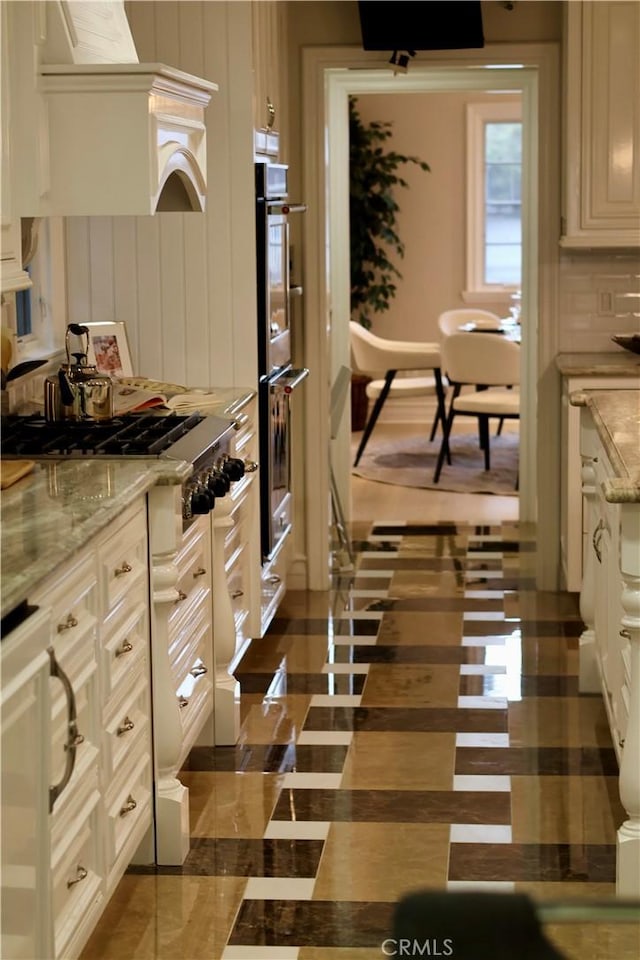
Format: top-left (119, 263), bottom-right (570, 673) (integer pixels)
top-left (255, 160), bottom-right (308, 561)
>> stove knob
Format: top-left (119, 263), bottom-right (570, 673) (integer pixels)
top-left (222, 457), bottom-right (245, 481)
top-left (208, 470), bottom-right (230, 497)
top-left (191, 485), bottom-right (212, 515)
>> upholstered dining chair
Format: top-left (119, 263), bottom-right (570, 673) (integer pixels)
top-left (349, 321), bottom-right (446, 467)
top-left (433, 332), bottom-right (520, 484)
top-left (437, 308), bottom-right (502, 339)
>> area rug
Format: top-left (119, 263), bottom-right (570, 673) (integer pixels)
top-left (352, 431), bottom-right (519, 495)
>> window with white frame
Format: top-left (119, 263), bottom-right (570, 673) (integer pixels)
top-left (13, 217), bottom-right (66, 360)
top-left (465, 99), bottom-right (522, 299)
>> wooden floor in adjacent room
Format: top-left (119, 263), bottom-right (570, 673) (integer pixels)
top-left (81, 403), bottom-right (638, 960)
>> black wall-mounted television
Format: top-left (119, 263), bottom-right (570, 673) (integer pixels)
top-left (358, 1), bottom-right (484, 52)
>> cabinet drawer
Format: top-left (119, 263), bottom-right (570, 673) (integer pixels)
top-left (227, 542), bottom-right (249, 626)
top-left (103, 666), bottom-right (151, 786)
top-left (101, 601), bottom-right (148, 705)
top-left (51, 789), bottom-right (103, 960)
top-left (172, 605), bottom-right (212, 695)
top-left (104, 751), bottom-right (152, 882)
top-left (32, 560), bottom-right (98, 647)
top-left (98, 502), bottom-right (148, 620)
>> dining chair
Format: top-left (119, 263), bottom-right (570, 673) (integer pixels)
top-left (433, 332), bottom-right (520, 484)
top-left (349, 321), bottom-right (446, 467)
top-left (437, 308), bottom-right (502, 339)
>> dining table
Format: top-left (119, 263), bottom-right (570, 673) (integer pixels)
top-left (457, 320), bottom-right (522, 343)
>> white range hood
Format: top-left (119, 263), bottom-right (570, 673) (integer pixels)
top-left (39, 63), bottom-right (216, 215)
top-left (8, 1), bottom-right (216, 216)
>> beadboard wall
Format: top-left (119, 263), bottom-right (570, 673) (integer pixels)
top-left (558, 249), bottom-right (640, 353)
top-left (65, 1), bottom-right (259, 390)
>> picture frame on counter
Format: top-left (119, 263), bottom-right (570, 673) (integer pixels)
top-left (84, 321), bottom-right (133, 377)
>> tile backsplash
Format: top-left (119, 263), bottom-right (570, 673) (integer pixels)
top-left (558, 249), bottom-right (640, 352)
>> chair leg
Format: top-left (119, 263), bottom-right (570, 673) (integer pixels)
top-left (353, 369), bottom-right (397, 466)
top-left (433, 389), bottom-right (459, 483)
top-left (479, 415), bottom-right (491, 471)
top-left (430, 368), bottom-right (447, 442)
top-left (496, 417), bottom-right (505, 436)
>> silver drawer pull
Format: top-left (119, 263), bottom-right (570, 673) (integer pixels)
top-left (619, 738), bottom-right (626, 748)
top-left (232, 413), bottom-right (249, 430)
top-left (193, 566), bottom-right (207, 578)
top-left (115, 639), bottom-right (133, 658)
top-left (175, 590), bottom-right (187, 603)
top-left (114, 561), bottom-right (133, 578)
top-left (620, 629), bottom-right (631, 640)
top-left (57, 613), bottom-right (78, 633)
top-left (119, 795), bottom-right (137, 817)
top-left (231, 589), bottom-right (244, 599)
top-left (267, 574), bottom-right (281, 584)
top-left (67, 865), bottom-right (88, 889)
top-left (592, 519), bottom-right (604, 563)
top-left (244, 459), bottom-right (259, 473)
top-left (178, 695), bottom-right (189, 708)
top-left (117, 716), bottom-right (135, 737)
top-left (65, 732), bottom-right (85, 750)
top-left (190, 664), bottom-right (208, 678)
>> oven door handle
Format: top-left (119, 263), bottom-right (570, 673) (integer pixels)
top-left (272, 367), bottom-right (309, 394)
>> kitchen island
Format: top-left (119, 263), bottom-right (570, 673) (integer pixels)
top-left (572, 388), bottom-right (640, 897)
top-left (556, 350), bottom-right (640, 592)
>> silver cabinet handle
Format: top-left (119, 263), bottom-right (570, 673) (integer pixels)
top-left (119, 795), bottom-right (137, 817)
top-left (48, 646), bottom-right (81, 813)
top-left (267, 574), bottom-right (281, 584)
top-left (193, 566), bottom-right (207, 578)
top-left (175, 590), bottom-right (187, 603)
top-left (115, 638), bottom-right (133, 658)
top-left (232, 413), bottom-right (249, 430)
top-left (244, 460), bottom-right (259, 473)
top-left (178, 695), bottom-right (189, 708)
top-left (67, 865), bottom-right (88, 889)
top-left (114, 561), bottom-right (133, 577)
top-left (231, 589), bottom-right (244, 599)
top-left (117, 716), bottom-right (135, 737)
top-left (57, 613), bottom-right (78, 633)
top-left (620, 629), bottom-right (631, 639)
top-left (190, 664), bottom-right (208, 678)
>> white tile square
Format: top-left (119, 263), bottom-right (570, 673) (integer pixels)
top-left (463, 612), bottom-right (506, 621)
top-left (459, 664), bottom-right (507, 675)
top-left (447, 880), bottom-right (515, 893)
top-left (297, 731), bottom-right (353, 745)
top-left (322, 663), bottom-right (370, 674)
top-left (458, 695), bottom-right (508, 710)
top-left (465, 570), bottom-right (504, 579)
top-left (464, 590), bottom-right (505, 599)
top-left (453, 774), bottom-right (511, 792)
top-left (243, 878), bottom-right (315, 900)
top-left (456, 733), bottom-right (510, 747)
top-left (450, 824), bottom-right (512, 844)
top-left (281, 772), bottom-right (342, 789)
top-left (263, 821), bottom-right (331, 840)
top-left (462, 636), bottom-right (507, 647)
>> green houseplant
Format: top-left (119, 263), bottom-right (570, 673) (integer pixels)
top-left (349, 96), bottom-right (430, 331)
top-left (349, 97), bottom-right (430, 428)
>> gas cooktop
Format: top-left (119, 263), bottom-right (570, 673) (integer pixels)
top-left (0, 413), bottom-right (235, 470)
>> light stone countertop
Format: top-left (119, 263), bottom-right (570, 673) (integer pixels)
top-left (570, 389), bottom-right (640, 503)
top-left (0, 457), bottom-right (190, 620)
top-left (555, 351), bottom-right (640, 378)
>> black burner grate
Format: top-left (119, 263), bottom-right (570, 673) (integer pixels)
top-left (0, 413), bottom-right (205, 458)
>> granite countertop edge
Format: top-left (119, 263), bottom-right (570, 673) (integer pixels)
top-left (0, 458), bottom-right (189, 620)
top-left (569, 389), bottom-right (640, 504)
top-left (555, 351), bottom-right (640, 377)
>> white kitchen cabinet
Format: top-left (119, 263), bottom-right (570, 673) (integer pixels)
top-left (1, 607), bottom-right (52, 960)
top-left (561, 0), bottom-right (640, 247)
top-left (10, 496), bottom-right (154, 960)
top-left (560, 370), bottom-right (637, 592)
top-left (578, 396), bottom-right (640, 896)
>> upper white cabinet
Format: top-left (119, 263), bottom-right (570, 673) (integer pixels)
top-left (561, 0), bottom-right (640, 248)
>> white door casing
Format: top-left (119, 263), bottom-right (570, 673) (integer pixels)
top-left (301, 44), bottom-right (561, 591)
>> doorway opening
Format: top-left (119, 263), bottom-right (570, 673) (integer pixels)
top-left (301, 45), bottom-right (560, 591)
